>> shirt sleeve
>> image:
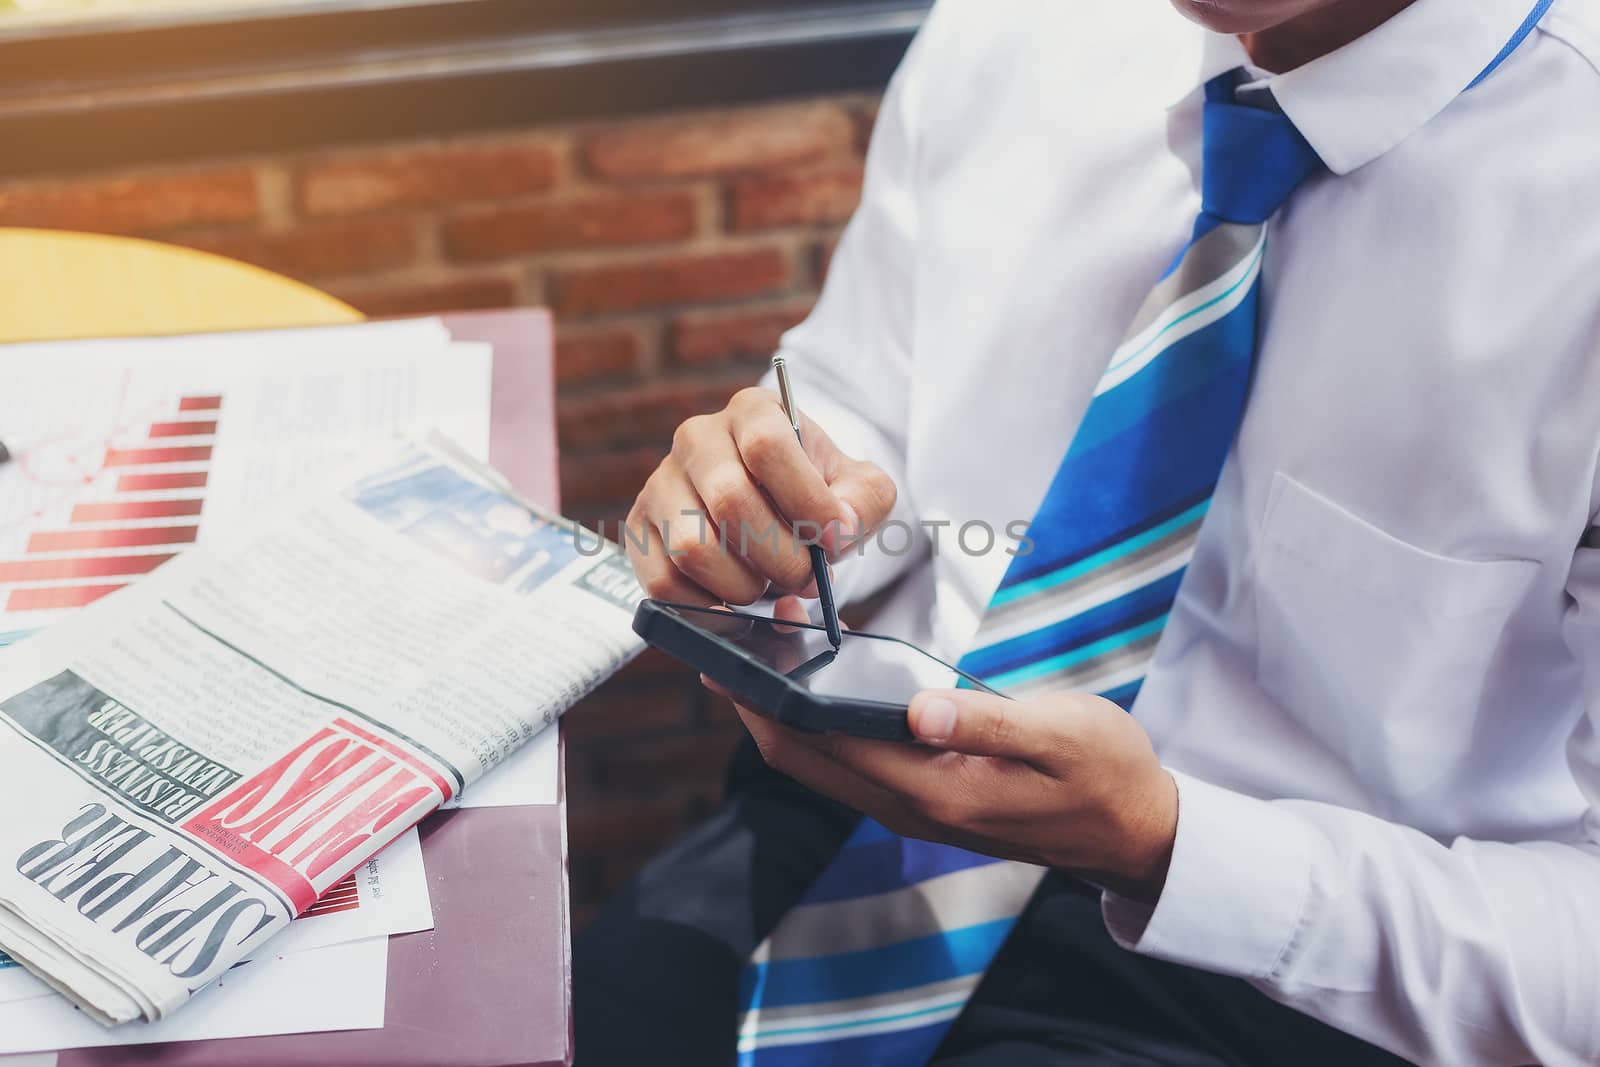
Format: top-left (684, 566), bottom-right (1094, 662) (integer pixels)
top-left (753, 21), bottom-right (935, 608)
top-left (1103, 530), bottom-right (1600, 1066)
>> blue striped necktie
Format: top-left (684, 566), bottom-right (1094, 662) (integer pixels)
top-left (737, 11), bottom-right (1550, 1060)
top-left (735, 71), bottom-right (1323, 1065)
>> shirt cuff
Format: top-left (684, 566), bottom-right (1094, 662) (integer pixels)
top-left (1101, 770), bottom-right (1315, 981)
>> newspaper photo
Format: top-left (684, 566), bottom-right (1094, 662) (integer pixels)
top-left (0, 434), bottom-right (642, 1026)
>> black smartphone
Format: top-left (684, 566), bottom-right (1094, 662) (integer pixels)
top-left (632, 599), bottom-right (1004, 742)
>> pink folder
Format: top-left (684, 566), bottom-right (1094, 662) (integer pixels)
top-left (61, 309), bottom-right (574, 1067)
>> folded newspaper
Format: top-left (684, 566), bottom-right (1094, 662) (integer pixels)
top-left (0, 434), bottom-right (643, 1025)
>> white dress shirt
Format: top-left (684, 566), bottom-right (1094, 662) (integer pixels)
top-left (765, 1), bottom-right (1600, 1063)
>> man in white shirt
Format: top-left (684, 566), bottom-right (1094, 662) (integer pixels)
top-left (574, 1), bottom-right (1600, 1064)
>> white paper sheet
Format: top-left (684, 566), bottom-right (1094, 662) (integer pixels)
top-left (0, 937), bottom-right (388, 1056)
top-left (449, 719), bottom-right (560, 808)
top-left (265, 826), bottom-right (434, 957)
top-left (0, 320), bottom-right (490, 638)
top-left (0, 963), bottom-right (63, 1008)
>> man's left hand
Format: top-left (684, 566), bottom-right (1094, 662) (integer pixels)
top-left (728, 644), bottom-right (1180, 903)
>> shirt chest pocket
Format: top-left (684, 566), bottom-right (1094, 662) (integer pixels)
top-left (1253, 472), bottom-right (1538, 798)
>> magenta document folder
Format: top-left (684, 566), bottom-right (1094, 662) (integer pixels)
top-left (61, 309), bottom-right (574, 1067)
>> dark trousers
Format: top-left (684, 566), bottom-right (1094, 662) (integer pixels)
top-left (575, 740), bottom-right (1414, 1066)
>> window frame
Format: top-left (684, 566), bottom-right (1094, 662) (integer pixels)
top-left (0, 0), bottom-right (927, 178)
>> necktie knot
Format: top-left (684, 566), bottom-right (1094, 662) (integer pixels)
top-left (1200, 69), bottom-right (1326, 226)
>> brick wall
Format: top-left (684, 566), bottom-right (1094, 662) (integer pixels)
top-left (0, 92), bottom-right (878, 927)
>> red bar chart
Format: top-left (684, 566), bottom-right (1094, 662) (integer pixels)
top-left (0, 395), bottom-right (221, 616)
top-left (302, 872), bottom-right (362, 918)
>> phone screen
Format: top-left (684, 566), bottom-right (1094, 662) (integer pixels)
top-left (666, 604), bottom-right (992, 704)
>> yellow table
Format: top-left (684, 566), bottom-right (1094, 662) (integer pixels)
top-left (0, 227), bottom-right (359, 342)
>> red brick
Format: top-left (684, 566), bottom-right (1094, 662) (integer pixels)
top-left (584, 102), bottom-right (855, 181)
top-left (731, 163), bottom-right (864, 231)
top-left (443, 190), bottom-right (696, 261)
top-left (568, 799), bottom-right (683, 851)
top-left (817, 232), bottom-right (843, 283)
top-left (298, 140), bottom-right (559, 216)
top-left (556, 327), bottom-right (644, 384)
top-left (701, 692), bottom-right (745, 731)
top-left (329, 274), bottom-right (519, 317)
top-left (566, 753), bottom-right (727, 829)
top-left (562, 758), bottom-right (606, 809)
top-left (552, 247), bottom-right (790, 316)
top-left (563, 679), bottom-right (696, 742)
top-left (559, 445), bottom-right (667, 512)
top-left (672, 302), bottom-right (812, 365)
top-left (0, 167), bottom-right (259, 235)
top-left (568, 502), bottom-right (637, 540)
top-left (176, 218), bottom-right (419, 281)
top-left (558, 379), bottom-right (747, 451)
top-left (589, 731), bottom-right (743, 793)
top-left (853, 99), bottom-right (882, 155)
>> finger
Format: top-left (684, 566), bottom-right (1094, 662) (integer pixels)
top-left (908, 688), bottom-right (1083, 766)
top-left (814, 731), bottom-right (954, 797)
top-left (700, 599), bottom-right (827, 694)
top-left (768, 594), bottom-right (813, 634)
top-left (819, 454), bottom-right (897, 557)
top-left (641, 465), bottom-right (769, 606)
top-left (734, 703), bottom-right (914, 818)
top-left (730, 393), bottom-right (851, 541)
top-left (681, 442), bottom-right (819, 597)
top-left (626, 504), bottom-right (718, 606)
top-left (700, 673), bottom-right (734, 700)
top-left (701, 598), bottom-right (812, 694)
top-left (772, 595), bottom-right (809, 624)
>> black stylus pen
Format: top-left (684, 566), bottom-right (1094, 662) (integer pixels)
top-left (771, 356), bottom-right (843, 649)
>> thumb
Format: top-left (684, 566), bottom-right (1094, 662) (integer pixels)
top-left (908, 688), bottom-right (1073, 763)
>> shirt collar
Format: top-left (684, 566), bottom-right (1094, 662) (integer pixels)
top-left (1168, 0), bottom-right (1550, 176)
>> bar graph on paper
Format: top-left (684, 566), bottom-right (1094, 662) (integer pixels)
top-left (302, 871), bottom-right (362, 917)
top-left (0, 383), bottom-right (223, 643)
top-left (0, 324), bottom-right (495, 646)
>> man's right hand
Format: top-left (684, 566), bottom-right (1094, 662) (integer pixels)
top-left (626, 385), bottom-right (898, 607)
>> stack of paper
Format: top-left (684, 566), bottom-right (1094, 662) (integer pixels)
top-left (0, 318), bottom-right (490, 643)
top-left (0, 319), bottom-right (491, 1056)
top-left (0, 828), bottom-right (432, 1055)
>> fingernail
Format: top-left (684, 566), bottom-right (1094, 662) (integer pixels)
top-left (824, 500), bottom-right (860, 555)
top-left (915, 696), bottom-right (957, 744)
top-left (840, 499), bottom-right (860, 536)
